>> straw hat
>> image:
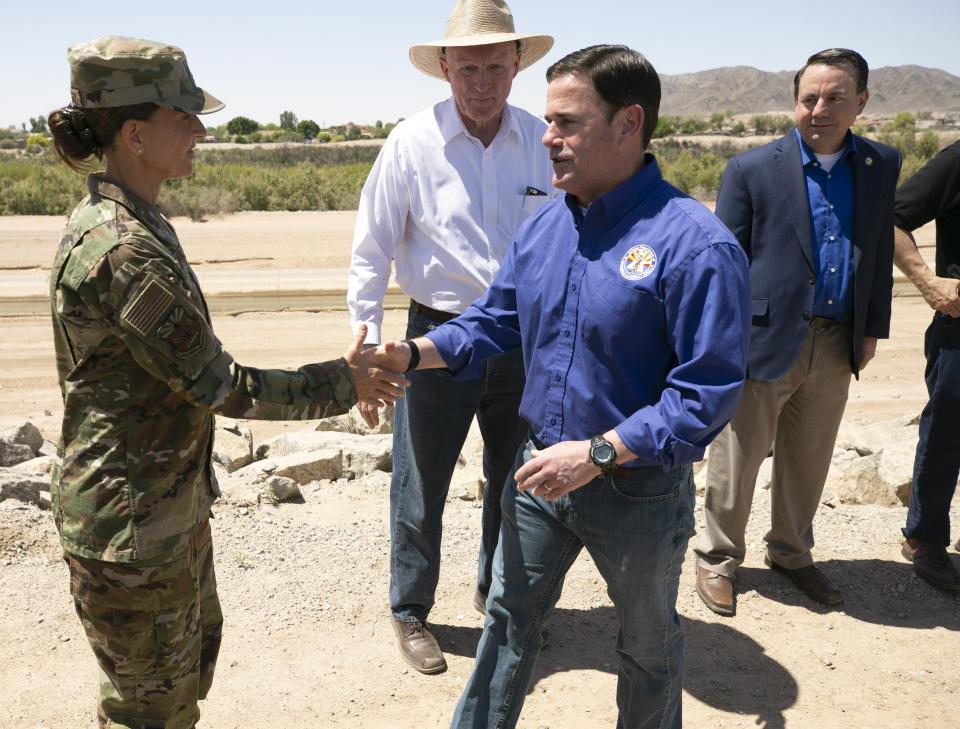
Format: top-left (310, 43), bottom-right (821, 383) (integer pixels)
top-left (409, 0), bottom-right (554, 79)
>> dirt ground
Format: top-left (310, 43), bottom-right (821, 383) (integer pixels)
top-left (0, 211), bottom-right (958, 729)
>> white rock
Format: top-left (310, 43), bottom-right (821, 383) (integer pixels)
top-left (0, 469), bottom-right (50, 508)
top-left (830, 454), bottom-right (906, 507)
top-left (316, 403), bottom-right (394, 435)
top-left (876, 440), bottom-right (916, 506)
top-left (355, 471), bottom-right (391, 492)
top-left (834, 420), bottom-right (877, 456)
top-left (213, 423), bottom-right (253, 473)
top-left (0, 441), bottom-right (35, 467)
top-left (453, 472), bottom-right (485, 502)
top-left (261, 476), bottom-right (301, 504)
top-left (835, 416), bottom-right (920, 460)
top-left (10, 455), bottom-right (55, 475)
top-left (241, 448), bottom-right (343, 485)
top-left (0, 421), bottom-right (44, 456)
top-left (257, 431), bottom-right (391, 478)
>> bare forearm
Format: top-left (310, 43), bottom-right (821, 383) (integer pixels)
top-left (408, 336), bottom-right (449, 370)
top-left (893, 226), bottom-right (932, 288)
top-left (894, 225), bottom-right (960, 316)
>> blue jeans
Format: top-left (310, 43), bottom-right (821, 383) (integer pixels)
top-left (904, 313), bottom-right (960, 546)
top-left (451, 441), bottom-right (695, 729)
top-left (391, 304), bottom-right (527, 622)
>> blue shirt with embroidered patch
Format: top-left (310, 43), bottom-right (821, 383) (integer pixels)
top-left (795, 128), bottom-right (856, 321)
top-left (425, 155), bottom-right (751, 471)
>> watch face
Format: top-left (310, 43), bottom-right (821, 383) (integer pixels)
top-left (592, 440), bottom-right (616, 466)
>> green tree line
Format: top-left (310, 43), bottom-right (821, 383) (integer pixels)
top-left (0, 115), bottom-right (948, 217)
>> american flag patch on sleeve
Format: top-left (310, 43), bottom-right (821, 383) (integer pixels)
top-left (122, 278), bottom-right (175, 336)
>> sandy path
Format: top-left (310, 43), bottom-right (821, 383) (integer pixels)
top-left (0, 212), bottom-right (957, 729)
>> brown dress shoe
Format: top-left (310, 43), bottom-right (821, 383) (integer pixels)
top-left (696, 566), bottom-right (735, 616)
top-left (902, 540), bottom-right (960, 592)
top-left (392, 618), bottom-right (447, 674)
top-left (766, 557), bottom-right (842, 606)
top-left (473, 589), bottom-right (487, 616)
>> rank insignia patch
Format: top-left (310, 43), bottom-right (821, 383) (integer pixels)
top-left (158, 306), bottom-right (205, 357)
top-left (620, 244), bottom-right (658, 281)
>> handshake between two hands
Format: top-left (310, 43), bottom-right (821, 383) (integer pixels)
top-left (339, 324), bottom-right (611, 498)
top-left (341, 324), bottom-right (413, 428)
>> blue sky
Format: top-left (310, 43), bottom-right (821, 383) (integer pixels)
top-left (4, 0), bottom-right (959, 129)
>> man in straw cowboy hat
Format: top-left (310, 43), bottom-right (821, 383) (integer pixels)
top-left (347, 0), bottom-right (555, 674)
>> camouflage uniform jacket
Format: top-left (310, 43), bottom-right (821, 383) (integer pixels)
top-left (50, 174), bottom-right (357, 563)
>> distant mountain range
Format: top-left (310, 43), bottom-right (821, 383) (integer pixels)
top-left (660, 65), bottom-right (960, 116)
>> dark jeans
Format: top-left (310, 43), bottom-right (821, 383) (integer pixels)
top-left (904, 313), bottom-right (960, 546)
top-left (390, 303), bottom-right (527, 622)
top-left (451, 442), bottom-right (695, 729)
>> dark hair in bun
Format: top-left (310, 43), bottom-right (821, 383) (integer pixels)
top-left (48, 103), bottom-right (158, 172)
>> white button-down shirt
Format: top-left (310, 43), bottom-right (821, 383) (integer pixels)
top-left (347, 97), bottom-right (555, 343)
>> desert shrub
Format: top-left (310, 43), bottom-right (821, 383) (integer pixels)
top-left (871, 118), bottom-right (942, 184)
top-left (0, 148), bottom-right (375, 215)
top-left (651, 140), bottom-right (732, 198)
top-left (0, 158), bottom-right (86, 214)
top-left (160, 185), bottom-right (237, 221)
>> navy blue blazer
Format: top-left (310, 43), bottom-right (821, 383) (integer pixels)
top-left (715, 131), bottom-right (901, 381)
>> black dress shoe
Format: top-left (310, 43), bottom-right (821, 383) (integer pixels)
top-left (902, 541), bottom-right (960, 592)
top-left (765, 557), bottom-right (842, 606)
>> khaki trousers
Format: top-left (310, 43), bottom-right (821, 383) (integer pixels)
top-left (695, 319), bottom-right (852, 577)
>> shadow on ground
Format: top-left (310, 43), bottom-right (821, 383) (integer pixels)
top-left (737, 557), bottom-right (960, 629)
top-left (432, 605), bottom-right (798, 728)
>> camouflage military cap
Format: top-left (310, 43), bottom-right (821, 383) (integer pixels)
top-left (67, 36), bottom-right (224, 114)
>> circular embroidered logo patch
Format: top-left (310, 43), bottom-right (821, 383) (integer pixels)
top-left (620, 244), bottom-right (658, 280)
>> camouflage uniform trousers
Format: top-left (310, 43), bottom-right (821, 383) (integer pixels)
top-left (65, 518), bottom-right (222, 729)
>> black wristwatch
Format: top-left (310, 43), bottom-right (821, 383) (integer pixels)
top-left (589, 435), bottom-right (617, 473)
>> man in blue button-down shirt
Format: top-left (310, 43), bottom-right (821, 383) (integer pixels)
top-left (694, 49), bottom-right (901, 617)
top-left (363, 45), bottom-right (751, 729)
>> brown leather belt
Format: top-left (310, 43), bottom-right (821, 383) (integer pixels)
top-left (410, 300), bottom-right (458, 323)
top-left (809, 316), bottom-right (850, 330)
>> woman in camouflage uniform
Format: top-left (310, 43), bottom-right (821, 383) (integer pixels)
top-left (47, 36), bottom-right (406, 728)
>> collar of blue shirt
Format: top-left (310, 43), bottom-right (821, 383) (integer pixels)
top-left (794, 127), bottom-right (857, 168)
top-left (565, 153), bottom-right (661, 229)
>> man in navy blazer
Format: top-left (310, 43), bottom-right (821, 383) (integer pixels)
top-left (694, 48), bottom-right (901, 615)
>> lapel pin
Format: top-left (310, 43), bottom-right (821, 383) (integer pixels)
top-left (865, 157), bottom-right (874, 166)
